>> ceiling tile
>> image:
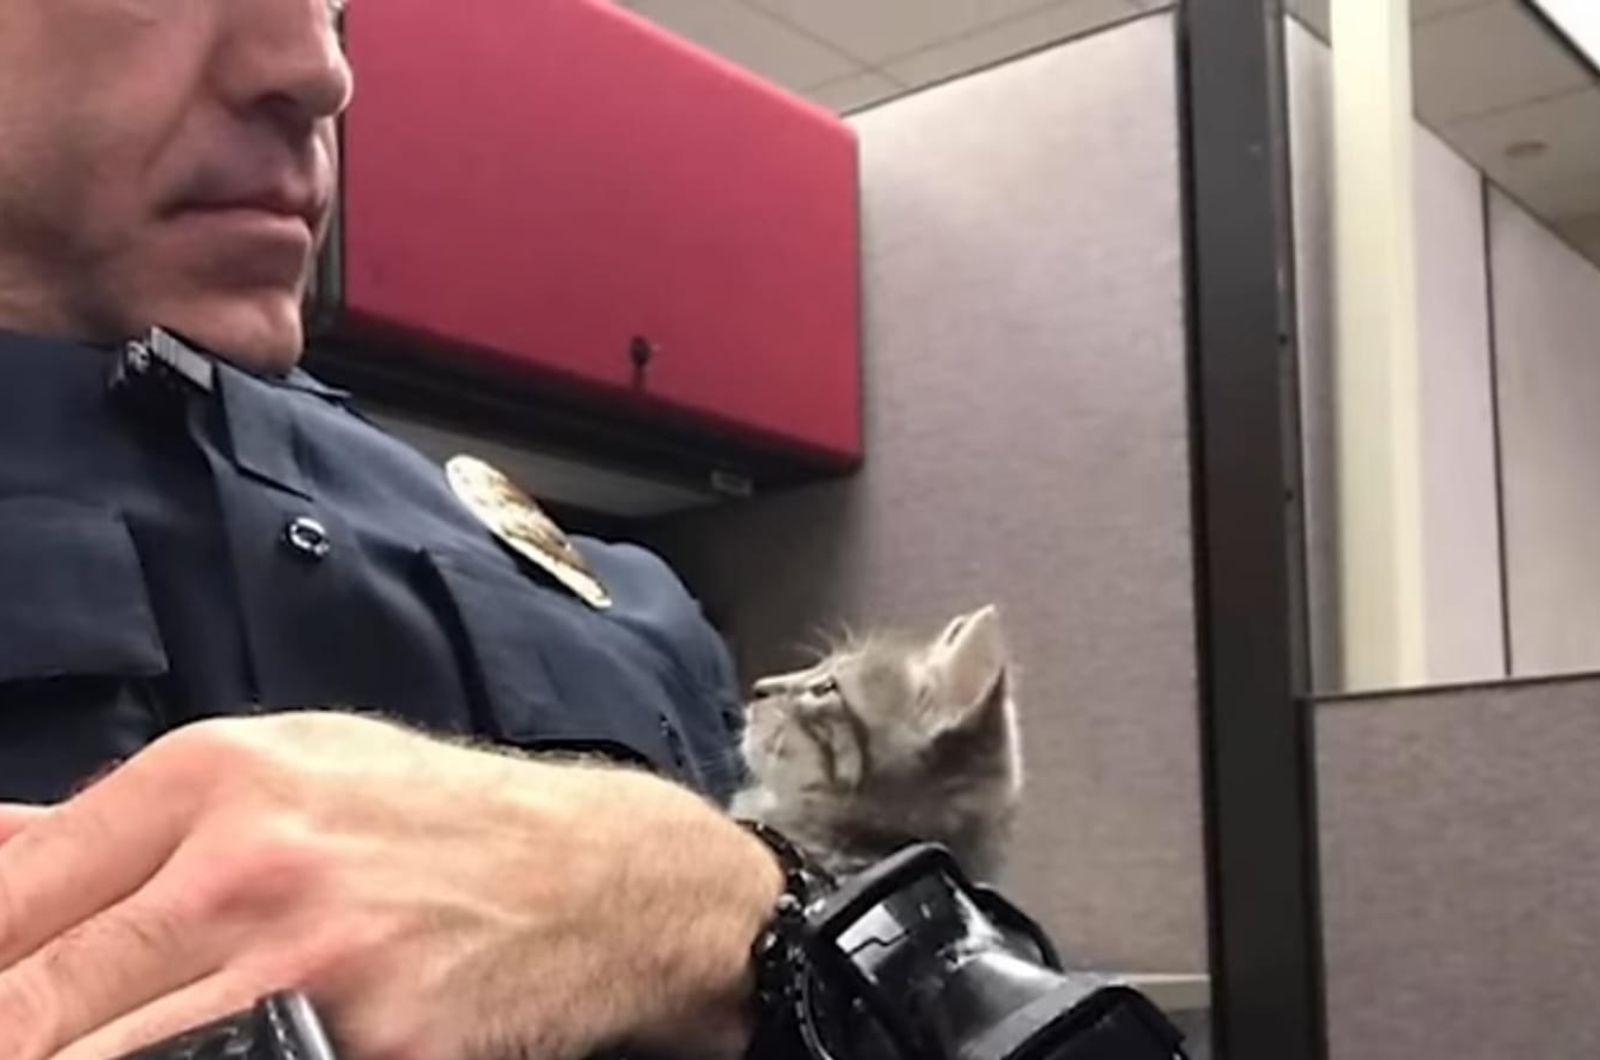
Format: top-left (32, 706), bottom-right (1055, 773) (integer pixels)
top-left (624, 0), bottom-right (859, 90)
top-left (1285, 1), bottom-right (1500, 52)
top-left (805, 71), bottom-right (905, 113)
top-left (1557, 211), bottom-right (1600, 264)
top-left (746, 0), bottom-right (1080, 65)
top-left (883, 0), bottom-right (1139, 89)
top-left (1413, 0), bottom-right (1497, 22)
top-left (1413, 0), bottom-right (1592, 123)
top-left (1556, 209), bottom-right (1600, 240)
top-left (1444, 87), bottom-right (1600, 217)
top-left (1513, 167), bottom-right (1600, 220)
top-left (1287, 0), bottom-right (1329, 35)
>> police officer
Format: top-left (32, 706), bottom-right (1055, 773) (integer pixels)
top-left (0, 1), bottom-right (784, 1057)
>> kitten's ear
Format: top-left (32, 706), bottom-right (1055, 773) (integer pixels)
top-left (926, 605), bottom-right (1009, 732)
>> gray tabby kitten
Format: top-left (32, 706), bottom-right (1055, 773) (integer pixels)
top-left (731, 605), bottom-right (1023, 880)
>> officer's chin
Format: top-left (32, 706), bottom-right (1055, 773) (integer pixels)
top-left (139, 292), bottom-right (308, 376)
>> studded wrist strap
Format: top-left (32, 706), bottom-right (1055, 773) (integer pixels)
top-left (738, 821), bottom-right (838, 1060)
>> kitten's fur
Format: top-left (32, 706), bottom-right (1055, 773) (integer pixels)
top-left (731, 605), bottom-right (1023, 879)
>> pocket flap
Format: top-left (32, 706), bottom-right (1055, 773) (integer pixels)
top-left (0, 498), bottom-right (168, 684)
top-left (425, 548), bottom-right (676, 768)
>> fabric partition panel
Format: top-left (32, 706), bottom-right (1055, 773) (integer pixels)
top-left (1317, 676), bottom-right (1600, 1058)
top-left (646, 11), bottom-right (1205, 974)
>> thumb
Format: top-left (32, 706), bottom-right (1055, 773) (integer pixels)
top-left (0, 803), bottom-right (49, 846)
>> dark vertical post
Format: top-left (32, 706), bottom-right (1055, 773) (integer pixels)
top-left (1176, 0), bottom-right (1325, 1057)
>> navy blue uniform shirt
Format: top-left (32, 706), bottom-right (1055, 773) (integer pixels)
top-left (0, 330), bottom-right (745, 804)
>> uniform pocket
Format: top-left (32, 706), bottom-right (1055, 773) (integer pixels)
top-left (0, 497), bottom-right (169, 684)
top-left (424, 548), bottom-right (677, 771)
top-left (0, 497), bottom-right (170, 802)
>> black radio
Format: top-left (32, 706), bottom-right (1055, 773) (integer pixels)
top-left (121, 992), bottom-right (337, 1060)
top-left (788, 843), bottom-right (1188, 1060)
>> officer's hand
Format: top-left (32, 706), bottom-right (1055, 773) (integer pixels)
top-left (0, 805), bottom-right (44, 849)
top-left (0, 712), bottom-right (782, 1060)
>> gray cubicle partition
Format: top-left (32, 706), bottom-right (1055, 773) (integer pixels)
top-left (647, 10), bottom-right (1207, 976)
top-left (1317, 675), bottom-right (1600, 1059)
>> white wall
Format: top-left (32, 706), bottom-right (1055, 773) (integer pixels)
top-left (1413, 126), bottom-right (1505, 682)
top-left (1492, 187), bottom-right (1600, 675)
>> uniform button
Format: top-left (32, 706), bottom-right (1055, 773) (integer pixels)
top-left (283, 516), bottom-right (332, 561)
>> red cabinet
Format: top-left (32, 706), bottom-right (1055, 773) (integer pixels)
top-left (315, 0), bottom-right (862, 474)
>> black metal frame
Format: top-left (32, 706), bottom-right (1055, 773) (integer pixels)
top-left (1176, 1), bottom-right (1325, 1058)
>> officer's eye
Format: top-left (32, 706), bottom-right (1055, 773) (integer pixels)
top-left (809, 677), bottom-right (840, 698)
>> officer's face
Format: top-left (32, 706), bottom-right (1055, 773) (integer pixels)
top-left (0, 0), bottom-right (351, 372)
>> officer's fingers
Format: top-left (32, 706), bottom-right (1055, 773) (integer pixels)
top-left (0, 804), bottom-right (48, 847)
top-left (50, 972), bottom-right (267, 1060)
top-left (0, 883), bottom-right (220, 1060)
top-left (0, 768), bottom-right (191, 969)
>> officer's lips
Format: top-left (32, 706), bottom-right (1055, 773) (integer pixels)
top-left (159, 182), bottom-right (331, 288)
top-left (173, 189), bottom-right (324, 234)
top-left (162, 168), bottom-right (330, 247)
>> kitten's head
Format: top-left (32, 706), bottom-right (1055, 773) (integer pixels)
top-left (738, 605), bottom-right (1022, 876)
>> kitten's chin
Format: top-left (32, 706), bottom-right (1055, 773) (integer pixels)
top-left (728, 785), bottom-right (774, 821)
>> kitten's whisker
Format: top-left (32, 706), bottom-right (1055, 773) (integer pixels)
top-left (837, 620), bottom-right (859, 652)
top-left (796, 636), bottom-right (831, 665)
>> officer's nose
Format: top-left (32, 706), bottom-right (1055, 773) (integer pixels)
top-left (219, 0), bottom-right (355, 133)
